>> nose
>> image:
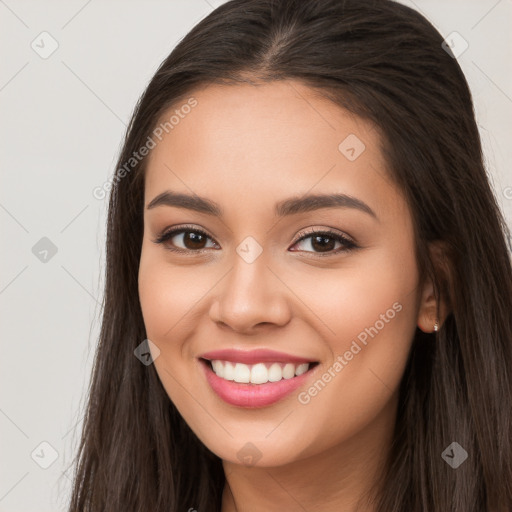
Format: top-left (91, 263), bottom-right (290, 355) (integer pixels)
top-left (209, 253), bottom-right (292, 334)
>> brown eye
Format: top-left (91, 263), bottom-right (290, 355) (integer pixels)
top-left (180, 231), bottom-right (209, 250)
top-left (153, 226), bottom-right (219, 253)
top-left (309, 234), bottom-right (337, 252)
top-left (290, 229), bottom-right (357, 256)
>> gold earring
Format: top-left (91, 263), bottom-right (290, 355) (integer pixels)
top-left (433, 319), bottom-right (439, 332)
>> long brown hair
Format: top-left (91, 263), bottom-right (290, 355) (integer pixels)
top-left (66, 0), bottom-right (512, 510)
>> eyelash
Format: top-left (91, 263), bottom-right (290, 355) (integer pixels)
top-left (152, 224), bottom-right (358, 257)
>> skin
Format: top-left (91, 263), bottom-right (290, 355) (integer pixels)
top-left (138, 80), bottom-right (444, 512)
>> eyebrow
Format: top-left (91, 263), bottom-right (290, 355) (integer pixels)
top-left (146, 190), bottom-right (377, 219)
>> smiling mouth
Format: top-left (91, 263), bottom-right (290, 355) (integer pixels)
top-left (200, 358), bottom-right (319, 385)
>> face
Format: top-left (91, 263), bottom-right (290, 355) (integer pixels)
top-left (138, 80), bottom-right (424, 467)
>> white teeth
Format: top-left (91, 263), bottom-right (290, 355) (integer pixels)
top-left (295, 363), bottom-right (309, 376)
top-left (282, 363), bottom-right (295, 379)
top-left (233, 363), bottom-right (251, 383)
top-left (208, 360), bottom-right (312, 384)
top-left (268, 363), bottom-right (282, 382)
top-left (211, 360), bottom-right (224, 378)
top-left (223, 361), bottom-right (235, 381)
top-left (250, 363), bottom-right (268, 384)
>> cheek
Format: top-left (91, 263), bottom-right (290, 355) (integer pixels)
top-left (290, 242), bottom-right (420, 449)
top-left (138, 257), bottom-right (176, 340)
top-left (138, 249), bottom-right (203, 409)
top-left (138, 247), bottom-right (209, 341)
top-left (282, 243), bottom-right (419, 354)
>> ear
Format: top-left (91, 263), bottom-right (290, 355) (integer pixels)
top-left (417, 241), bottom-right (452, 333)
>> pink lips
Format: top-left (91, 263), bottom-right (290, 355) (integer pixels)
top-left (198, 349), bottom-right (318, 408)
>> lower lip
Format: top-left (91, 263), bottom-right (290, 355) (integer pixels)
top-left (200, 359), bottom-right (318, 408)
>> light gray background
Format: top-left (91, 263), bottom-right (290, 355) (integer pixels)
top-left (1, 0), bottom-right (511, 510)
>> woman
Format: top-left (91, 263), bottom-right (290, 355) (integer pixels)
top-left (67, 0), bottom-right (512, 510)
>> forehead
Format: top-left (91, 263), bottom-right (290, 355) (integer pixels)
top-left (143, 80), bottom-right (401, 221)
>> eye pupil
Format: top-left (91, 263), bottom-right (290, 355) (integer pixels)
top-left (184, 231), bottom-right (207, 249)
top-left (311, 235), bottom-right (335, 252)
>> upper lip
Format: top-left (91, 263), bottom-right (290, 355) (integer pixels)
top-left (199, 348), bottom-right (316, 365)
